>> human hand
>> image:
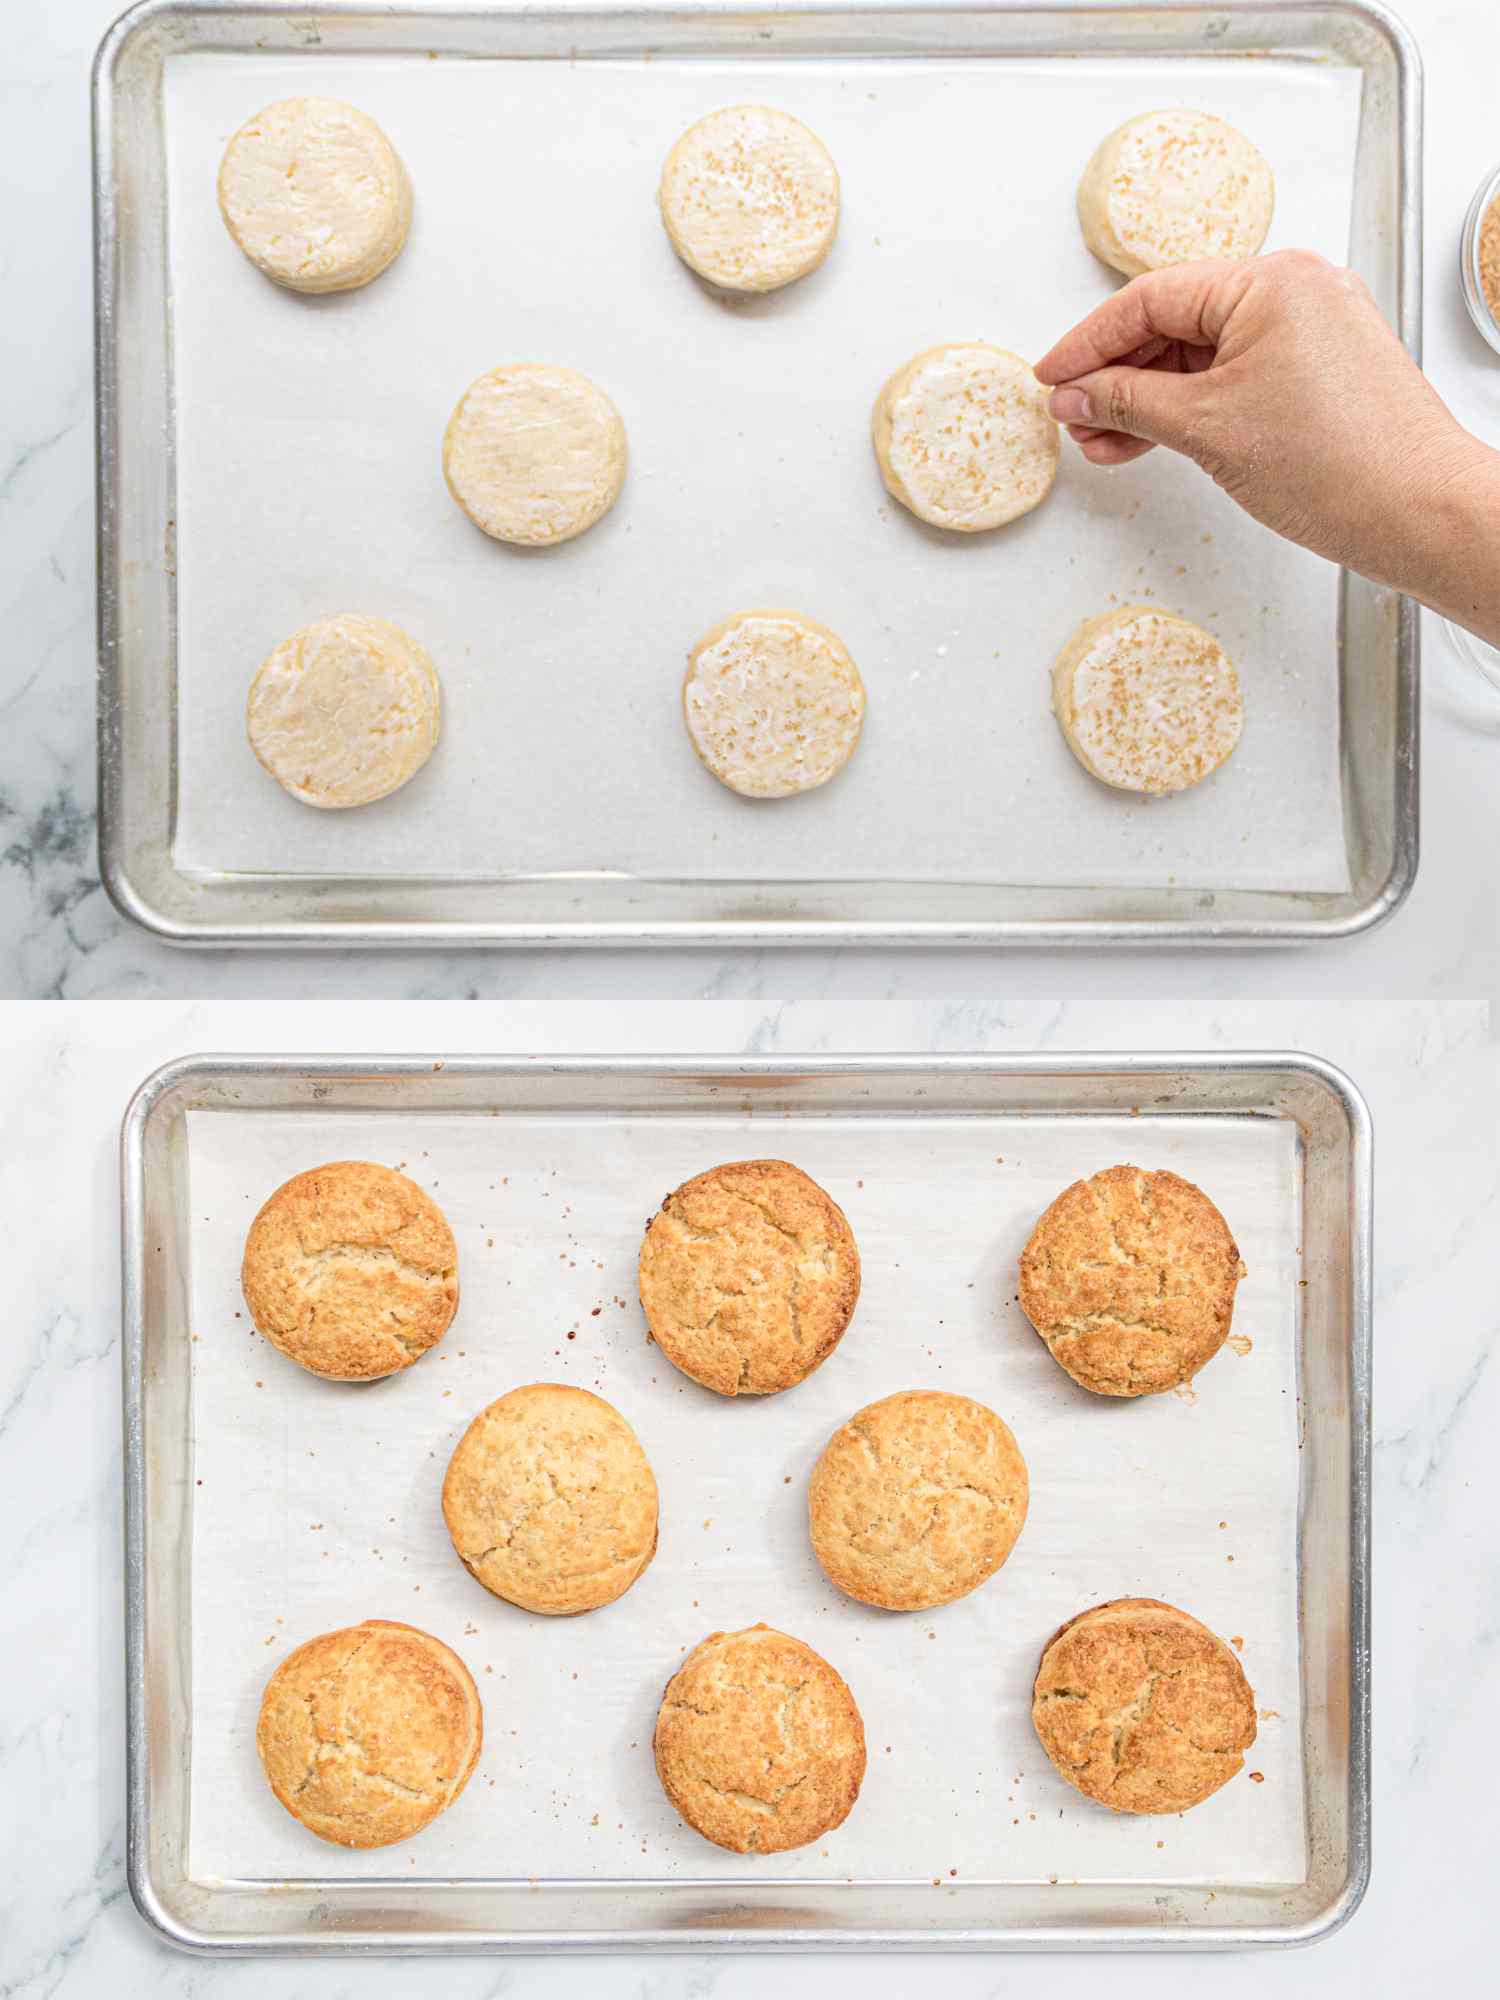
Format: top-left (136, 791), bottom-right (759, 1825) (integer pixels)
top-left (1035, 251), bottom-right (1500, 632)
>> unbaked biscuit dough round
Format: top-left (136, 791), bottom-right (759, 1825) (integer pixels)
top-left (659, 104), bottom-right (840, 294)
top-left (1032, 1598), bottom-right (1256, 1815)
top-left (683, 609), bottom-right (865, 800)
top-left (442, 1384), bottom-right (659, 1616)
top-left (217, 97), bottom-right (412, 294)
top-left (443, 364), bottom-right (627, 546)
top-left (1077, 108), bottom-right (1274, 278)
top-left (873, 343), bottom-right (1060, 533)
top-left (246, 614), bottom-right (441, 810)
top-left (1050, 604), bottom-right (1243, 796)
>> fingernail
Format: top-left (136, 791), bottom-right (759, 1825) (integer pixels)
top-left (1049, 387), bottom-right (1092, 424)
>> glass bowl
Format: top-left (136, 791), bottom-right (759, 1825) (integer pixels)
top-left (1444, 616), bottom-right (1500, 694)
top-left (1460, 159), bottom-right (1500, 356)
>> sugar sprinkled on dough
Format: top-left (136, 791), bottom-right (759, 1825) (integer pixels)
top-left (873, 344), bottom-right (1060, 533)
top-left (683, 610), bottom-right (865, 799)
top-left (1077, 108), bottom-right (1274, 277)
top-left (659, 105), bottom-right (839, 293)
top-left (1050, 604), bottom-right (1243, 796)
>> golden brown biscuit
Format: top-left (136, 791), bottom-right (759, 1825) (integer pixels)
top-left (256, 1620), bottom-right (482, 1847)
top-left (654, 1624), bottom-right (866, 1853)
top-left (241, 1161), bottom-right (458, 1382)
top-left (1018, 1164), bottom-right (1244, 1397)
top-left (442, 1383), bottom-right (659, 1615)
top-left (1032, 1597), bottom-right (1256, 1814)
top-left (808, 1390), bottom-right (1029, 1611)
top-left (637, 1159), bottom-right (860, 1397)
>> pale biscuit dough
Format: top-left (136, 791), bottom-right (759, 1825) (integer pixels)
top-left (1050, 604), bottom-right (1243, 796)
top-left (443, 365), bottom-right (627, 546)
top-left (442, 1384), bottom-right (659, 1616)
top-left (654, 1624), bottom-right (866, 1853)
top-left (683, 610), bottom-right (866, 799)
top-left (659, 105), bottom-right (840, 293)
top-left (638, 1158), bottom-right (860, 1397)
top-left (1018, 1164), bottom-right (1245, 1398)
top-left (241, 1160), bottom-right (459, 1382)
top-left (873, 343), bottom-right (1060, 533)
top-left (256, 1620), bottom-right (482, 1847)
top-left (1078, 108), bottom-right (1274, 278)
top-left (217, 97), bottom-right (412, 294)
top-left (1032, 1598), bottom-right (1256, 1814)
top-left (246, 614), bottom-right (441, 810)
top-left (809, 1390), bottom-right (1029, 1611)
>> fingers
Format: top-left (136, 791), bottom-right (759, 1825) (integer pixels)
top-left (1048, 363), bottom-right (1205, 452)
top-left (1034, 260), bottom-right (1246, 385)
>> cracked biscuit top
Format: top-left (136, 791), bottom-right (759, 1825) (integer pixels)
top-left (1032, 1597), bottom-right (1256, 1814)
top-left (808, 1390), bottom-right (1029, 1611)
top-left (654, 1624), bottom-right (866, 1853)
top-left (637, 1159), bottom-right (860, 1397)
top-left (241, 1160), bottom-right (459, 1382)
top-left (256, 1619), bottom-right (482, 1847)
top-left (442, 1383), bottom-right (659, 1615)
top-left (1018, 1164), bottom-right (1243, 1397)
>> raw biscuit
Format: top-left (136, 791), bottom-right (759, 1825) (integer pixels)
top-left (217, 97), bottom-right (412, 294)
top-left (1032, 1597), bottom-right (1256, 1814)
top-left (873, 343), bottom-right (1060, 533)
top-left (241, 1160), bottom-right (459, 1382)
top-left (442, 1383), bottom-right (659, 1615)
top-left (1050, 604), bottom-right (1243, 796)
top-left (1018, 1164), bottom-right (1244, 1398)
top-left (1077, 108), bottom-right (1274, 278)
top-left (246, 613), bottom-right (441, 809)
top-left (256, 1619), bottom-right (482, 1847)
top-left (637, 1158), bottom-right (860, 1397)
top-left (683, 609), bottom-right (866, 799)
top-left (808, 1389), bottom-right (1029, 1611)
top-left (443, 364), bottom-right (627, 546)
top-left (659, 105), bottom-right (840, 293)
top-left (654, 1624), bottom-right (866, 1853)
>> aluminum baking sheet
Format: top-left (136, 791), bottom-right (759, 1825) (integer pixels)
top-left (122, 1055), bottom-right (1371, 1951)
top-left (94, 3), bottom-right (1421, 945)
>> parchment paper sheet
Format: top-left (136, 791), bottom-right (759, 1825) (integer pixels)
top-left (186, 1105), bottom-right (1306, 1887)
top-left (165, 52), bottom-right (1361, 893)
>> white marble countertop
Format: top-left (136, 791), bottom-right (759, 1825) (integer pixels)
top-left (2, 0), bottom-right (1498, 999)
top-left (3, 996), bottom-right (1496, 1995)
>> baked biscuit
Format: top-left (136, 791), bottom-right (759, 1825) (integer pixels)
top-left (1032, 1597), bottom-right (1256, 1814)
top-left (873, 343), bottom-right (1060, 533)
top-left (637, 1159), bottom-right (860, 1396)
top-left (1050, 605), bottom-right (1243, 796)
top-left (1019, 1164), bottom-right (1243, 1397)
top-left (218, 97), bottom-right (412, 294)
top-left (683, 609), bottom-right (866, 799)
top-left (443, 364), bottom-right (627, 547)
top-left (808, 1390), bottom-right (1028, 1611)
top-left (1078, 109), bottom-right (1274, 278)
top-left (442, 1384), bottom-right (659, 1615)
top-left (246, 614), bottom-right (441, 810)
top-left (241, 1161), bottom-right (458, 1382)
top-left (654, 1624), bottom-right (866, 1853)
top-left (256, 1620), bottom-right (482, 1847)
top-left (659, 105), bottom-right (840, 294)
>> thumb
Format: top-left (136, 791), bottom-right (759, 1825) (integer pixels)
top-left (1048, 366), bottom-right (1203, 454)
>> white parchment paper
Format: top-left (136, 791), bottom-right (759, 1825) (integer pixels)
top-left (185, 1104), bottom-right (1306, 1887)
top-left (164, 52), bottom-right (1361, 893)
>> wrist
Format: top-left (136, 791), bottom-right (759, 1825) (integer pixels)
top-left (1389, 428), bottom-right (1500, 643)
